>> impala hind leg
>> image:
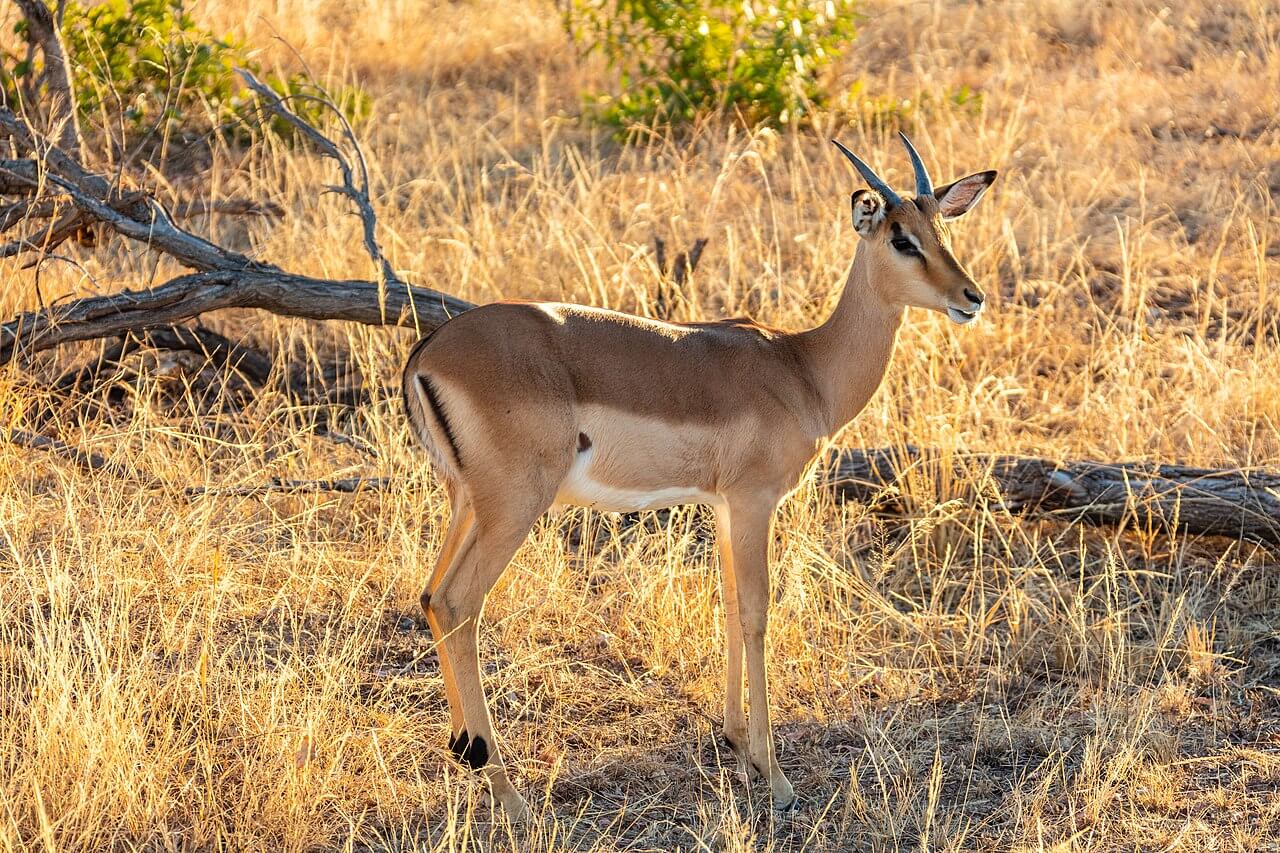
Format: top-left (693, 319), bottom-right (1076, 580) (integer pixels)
top-left (428, 497), bottom-right (549, 820)
top-left (726, 495), bottom-right (796, 809)
top-left (420, 486), bottom-right (476, 749)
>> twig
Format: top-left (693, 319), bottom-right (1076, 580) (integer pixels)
top-left (184, 476), bottom-right (395, 498)
top-left (651, 236), bottom-right (708, 320)
top-left (235, 68), bottom-right (402, 290)
top-left (1, 428), bottom-right (156, 485)
top-left (4, 428), bottom-right (111, 472)
top-left (38, 170), bottom-right (262, 271)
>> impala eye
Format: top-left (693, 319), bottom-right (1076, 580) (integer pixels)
top-left (891, 236), bottom-right (920, 256)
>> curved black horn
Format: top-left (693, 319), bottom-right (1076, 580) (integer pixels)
top-left (831, 139), bottom-right (901, 207)
top-left (898, 131), bottom-right (933, 197)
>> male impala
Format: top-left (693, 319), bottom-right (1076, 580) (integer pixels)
top-left (403, 133), bottom-right (997, 818)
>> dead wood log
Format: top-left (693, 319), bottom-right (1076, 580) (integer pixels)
top-left (0, 269), bottom-right (471, 365)
top-left (49, 326), bottom-right (270, 400)
top-left (185, 476), bottom-right (395, 498)
top-left (829, 446), bottom-right (1280, 546)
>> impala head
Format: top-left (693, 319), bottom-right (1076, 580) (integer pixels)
top-left (833, 133), bottom-right (997, 325)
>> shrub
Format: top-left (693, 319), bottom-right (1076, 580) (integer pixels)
top-left (3, 0), bottom-right (368, 150)
top-left (839, 80), bottom-right (985, 135)
top-left (565, 0), bottom-right (857, 132)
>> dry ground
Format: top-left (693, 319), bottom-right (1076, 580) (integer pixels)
top-left (2, 0), bottom-right (1280, 850)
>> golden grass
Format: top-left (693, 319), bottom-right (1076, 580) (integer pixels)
top-left (2, 0), bottom-right (1279, 849)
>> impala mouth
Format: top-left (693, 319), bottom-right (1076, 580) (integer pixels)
top-left (947, 305), bottom-right (981, 325)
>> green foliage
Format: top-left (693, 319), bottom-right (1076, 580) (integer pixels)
top-left (566, 0), bottom-right (857, 132)
top-left (4, 0), bottom-right (369, 148)
top-left (839, 81), bottom-right (985, 135)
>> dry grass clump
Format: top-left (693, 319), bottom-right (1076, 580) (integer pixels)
top-left (2, 0), bottom-right (1279, 849)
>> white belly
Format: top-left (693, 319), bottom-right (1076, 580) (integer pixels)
top-left (553, 445), bottom-right (719, 512)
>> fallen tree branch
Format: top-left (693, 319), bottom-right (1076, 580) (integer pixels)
top-left (0, 269), bottom-right (473, 365)
top-left (5, 428), bottom-right (110, 471)
top-left (2, 428), bottom-right (153, 484)
top-left (184, 476), bottom-right (394, 498)
top-left (829, 446), bottom-right (1280, 546)
top-left (1, 64), bottom-right (469, 366)
top-left (0, 159), bottom-right (41, 194)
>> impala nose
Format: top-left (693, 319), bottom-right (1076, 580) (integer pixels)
top-left (963, 287), bottom-right (984, 307)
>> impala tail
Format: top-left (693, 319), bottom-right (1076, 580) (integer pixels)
top-left (402, 334), bottom-right (463, 482)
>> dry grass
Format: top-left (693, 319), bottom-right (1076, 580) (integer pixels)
top-left (2, 0), bottom-right (1280, 849)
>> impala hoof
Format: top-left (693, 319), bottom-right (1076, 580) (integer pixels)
top-left (772, 776), bottom-right (797, 811)
top-left (489, 778), bottom-right (531, 821)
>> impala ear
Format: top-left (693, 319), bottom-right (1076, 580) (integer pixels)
top-left (850, 189), bottom-right (886, 237)
top-left (933, 170), bottom-right (998, 219)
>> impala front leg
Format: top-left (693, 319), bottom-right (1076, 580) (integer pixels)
top-left (727, 494), bottom-right (796, 809)
top-left (714, 504), bottom-right (748, 762)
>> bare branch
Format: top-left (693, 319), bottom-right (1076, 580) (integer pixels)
top-left (39, 170), bottom-right (264, 270)
top-left (137, 326), bottom-right (274, 386)
top-left (0, 112), bottom-right (262, 270)
top-left (0, 198), bottom-right (60, 231)
top-left (1, 269), bottom-right (473, 366)
top-left (235, 68), bottom-right (402, 291)
top-left (5, 428), bottom-right (104, 469)
top-left (0, 206), bottom-right (88, 258)
top-left (185, 476), bottom-right (393, 498)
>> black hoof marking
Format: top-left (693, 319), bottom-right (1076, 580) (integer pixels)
top-left (578, 432), bottom-right (592, 452)
top-left (449, 729), bottom-right (468, 759)
top-left (460, 733), bottom-right (489, 769)
top-left (420, 590), bottom-right (432, 612)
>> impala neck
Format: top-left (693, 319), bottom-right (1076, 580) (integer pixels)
top-left (797, 244), bottom-right (904, 436)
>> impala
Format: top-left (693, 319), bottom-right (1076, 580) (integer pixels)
top-left (403, 133), bottom-right (997, 818)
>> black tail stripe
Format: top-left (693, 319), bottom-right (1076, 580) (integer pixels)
top-left (418, 374), bottom-right (463, 469)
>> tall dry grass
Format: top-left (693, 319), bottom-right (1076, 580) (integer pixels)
top-left (1, 0), bottom-right (1279, 849)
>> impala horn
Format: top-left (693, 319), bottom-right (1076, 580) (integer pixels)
top-left (898, 131), bottom-right (933, 198)
top-left (831, 139), bottom-right (902, 207)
